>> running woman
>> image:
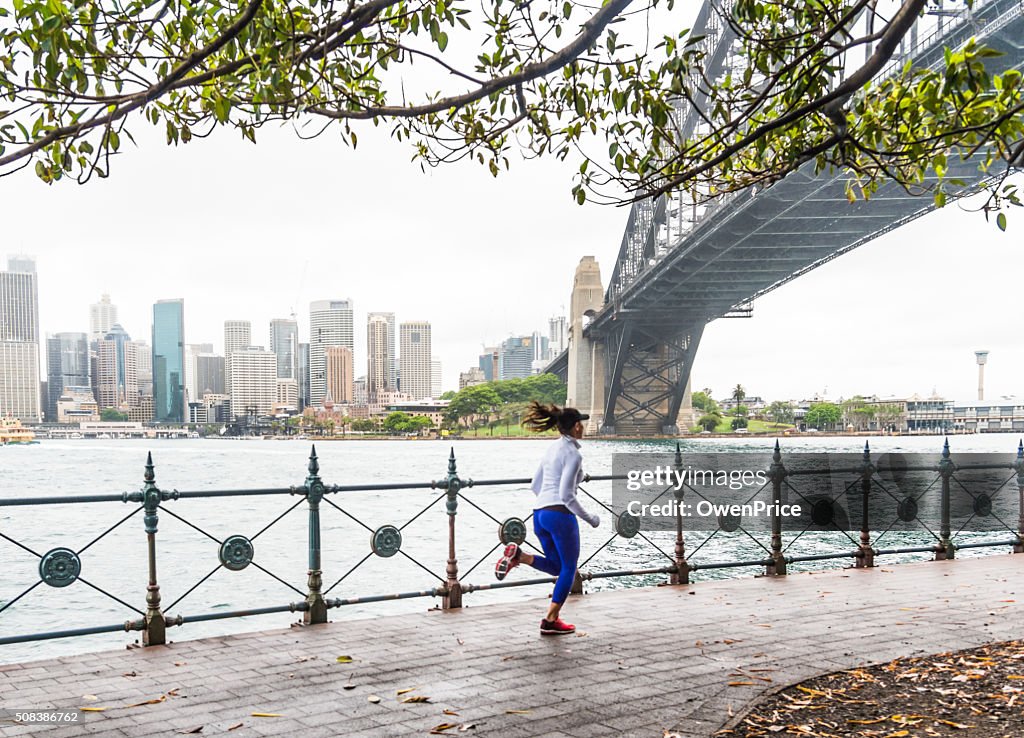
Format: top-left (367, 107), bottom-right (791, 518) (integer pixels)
top-left (494, 401), bottom-right (601, 635)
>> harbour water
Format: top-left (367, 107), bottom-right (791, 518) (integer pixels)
top-left (1, 433), bottom-right (1020, 664)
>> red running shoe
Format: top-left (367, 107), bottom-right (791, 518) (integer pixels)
top-left (540, 618), bottom-right (576, 636)
top-left (494, 543), bottom-right (520, 581)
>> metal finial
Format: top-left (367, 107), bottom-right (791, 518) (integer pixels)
top-left (144, 451), bottom-right (155, 483)
top-left (942, 437), bottom-right (950, 458)
top-left (448, 447), bottom-right (457, 475)
top-left (308, 444), bottom-right (320, 476)
top-left (674, 442), bottom-right (682, 467)
top-left (773, 438), bottom-right (782, 462)
top-left (1017, 439), bottom-right (1023, 459)
top-left (863, 440), bottom-right (870, 456)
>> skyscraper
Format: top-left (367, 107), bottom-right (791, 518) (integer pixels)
top-left (270, 318), bottom-right (299, 380)
top-left (499, 335), bottom-right (544, 380)
top-left (325, 346), bottom-right (354, 404)
top-left (46, 332), bottom-right (89, 421)
top-left (94, 327), bottom-right (138, 409)
top-left (133, 340), bottom-right (152, 397)
top-left (0, 256), bottom-right (41, 421)
top-left (367, 313), bottom-right (394, 402)
top-left (479, 346), bottom-right (499, 382)
top-left (399, 321), bottom-right (432, 401)
top-left (223, 320), bottom-right (251, 395)
top-left (153, 299), bottom-right (185, 422)
top-left (309, 299), bottom-right (354, 407)
top-left (88, 294), bottom-right (117, 345)
top-left (548, 315), bottom-right (568, 357)
top-left (229, 346), bottom-right (277, 418)
top-left (297, 342), bottom-right (310, 410)
top-left (431, 356), bottom-right (443, 399)
top-left (184, 342), bottom-right (213, 405)
top-left (196, 354), bottom-right (226, 396)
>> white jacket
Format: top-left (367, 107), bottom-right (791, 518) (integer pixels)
top-left (530, 435), bottom-right (600, 528)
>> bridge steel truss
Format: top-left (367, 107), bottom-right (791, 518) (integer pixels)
top-left (582, 0), bottom-right (1024, 436)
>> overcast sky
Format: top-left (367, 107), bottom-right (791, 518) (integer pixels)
top-left (1, 1), bottom-right (1021, 404)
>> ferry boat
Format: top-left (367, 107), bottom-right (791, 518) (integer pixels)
top-left (0, 417), bottom-right (38, 445)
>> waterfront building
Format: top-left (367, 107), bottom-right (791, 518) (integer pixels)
top-left (325, 346), bottom-right (353, 405)
top-left (0, 256), bottom-right (41, 421)
top-left (46, 332), bottom-right (89, 421)
top-left (152, 299), bottom-right (186, 423)
top-left (223, 320), bottom-right (251, 395)
top-left (367, 313), bottom-right (394, 401)
top-left (431, 356), bottom-right (442, 399)
top-left (720, 395), bottom-right (766, 414)
top-left (229, 346), bottom-right (277, 418)
top-left (953, 398), bottom-right (1024, 433)
top-left (384, 398), bottom-right (450, 427)
top-left (371, 390), bottom-right (414, 416)
top-left (94, 325), bottom-right (138, 410)
top-left (459, 367), bottom-right (486, 389)
top-left (309, 299), bottom-right (354, 407)
top-left (126, 395), bottom-right (154, 423)
top-left (270, 318), bottom-right (299, 380)
top-left (56, 386), bottom-right (99, 424)
top-left (188, 393), bottom-right (230, 424)
top-left (88, 294), bottom-right (117, 345)
top-left (297, 342), bottom-right (310, 410)
top-left (399, 321), bottom-right (432, 401)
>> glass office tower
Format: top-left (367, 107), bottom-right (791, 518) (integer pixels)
top-left (152, 299), bottom-right (185, 422)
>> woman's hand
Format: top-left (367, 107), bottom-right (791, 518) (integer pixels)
top-left (586, 512), bottom-right (601, 528)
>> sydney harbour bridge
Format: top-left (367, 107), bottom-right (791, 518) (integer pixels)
top-left (546, 0), bottom-right (1024, 437)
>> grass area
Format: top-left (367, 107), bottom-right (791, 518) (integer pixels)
top-left (451, 424), bottom-right (556, 438)
top-left (692, 418), bottom-right (795, 434)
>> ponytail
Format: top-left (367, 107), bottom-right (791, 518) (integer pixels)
top-left (522, 400), bottom-right (579, 435)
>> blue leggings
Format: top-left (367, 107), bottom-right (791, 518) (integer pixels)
top-left (528, 508), bottom-right (581, 604)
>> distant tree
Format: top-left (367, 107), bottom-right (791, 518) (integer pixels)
top-left (734, 404), bottom-right (749, 417)
top-left (692, 391), bottom-right (719, 414)
top-left (697, 413), bottom-right (721, 432)
top-left (805, 402), bottom-right (842, 430)
top-left (732, 385), bottom-right (747, 404)
top-left (841, 396), bottom-right (877, 431)
top-left (874, 403), bottom-right (905, 432)
top-left (766, 401), bottom-right (795, 426)
top-left (731, 416), bottom-right (749, 430)
top-left (351, 419), bottom-right (376, 433)
top-left (439, 390), bottom-right (457, 401)
top-left (100, 408), bottom-right (127, 422)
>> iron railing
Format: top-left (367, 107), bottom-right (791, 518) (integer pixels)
top-left (1, 439), bottom-right (1022, 647)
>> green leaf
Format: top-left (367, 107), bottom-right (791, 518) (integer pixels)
top-left (996, 212), bottom-right (1007, 231)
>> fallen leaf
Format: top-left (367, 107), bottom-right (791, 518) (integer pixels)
top-left (125, 695), bottom-right (167, 708)
top-left (443, 709), bottom-right (459, 716)
top-left (430, 724), bottom-right (458, 733)
top-left (458, 724), bottom-right (476, 732)
top-left (227, 724), bottom-right (243, 731)
top-left (728, 681), bottom-right (756, 687)
top-left (368, 695), bottom-right (381, 704)
top-left (174, 661), bottom-right (186, 667)
top-left (336, 655), bottom-right (354, 663)
top-left (82, 694), bottom-right (98, 701)
top-left (402, 695), bottom-right (431, 703)
top-left (343, 684), bottom-right (356, 691)
top-left (250, 713), bottom-right (282, 718)
top-left (505, 709), bottom-right (531, 714)
top-left (122, 671), bottom-right (138, 677)
top-left (177, 727), bottom-right (203, 734)
top-left (80, 707), bottom-right (107, 712)
top-left (396, 687), bottom-right (417, 695)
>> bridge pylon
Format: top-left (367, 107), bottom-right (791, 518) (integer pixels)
top-left (566, 257), bottom-right (606, 435)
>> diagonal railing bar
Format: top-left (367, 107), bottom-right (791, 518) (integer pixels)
top-left (0, 531), bottom-right (42, 558)
top-left (398, 493), bottom-right (446, 531)
top-left (950, 470), bottom-right (1021, 539)
top-left (250, 497), bottom-right (306, 542)
top-left (868, 473), bottom-right (943, 547)
top-left (781, 478), bottom-right (860, 550)
top-left (322, 497), bottom-right (376, 534)
top-left (578, 534), bottom-right (619, 569)
top-left (397, 549), bottom-right (446, 583)
top-left (0, 581), bottom-right (43, 616)
top-left (160, 507), bottom-right (223, 545)
top-left (734, 525), bottom-right (773, 557)
top-left (455, 492), bottom-right (504, 525)
top-left (781, 516), bottom-right (820, 554)
top-left (633, 531), bottom-right (677, 564)
top-left (459, 540), bottom-right (504, 582)
top-left (248, 561), bottom-right (306, 597)
top-left (165, 564), bottom-right (223, 612)
top-left (76, 576), bottom-right (146, 617)
top-left (686, 529), bottom-right (721, 560)
top-left (324, 552), bottom-right (374, 595)
top-left (76, 505), bottom-right (144, 556)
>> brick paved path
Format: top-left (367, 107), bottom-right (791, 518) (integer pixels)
top-left (2, 555), bottom-right (1022, 737)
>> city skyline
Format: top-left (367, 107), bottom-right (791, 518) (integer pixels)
top-left (1, 120), bottom-right (1022, 403)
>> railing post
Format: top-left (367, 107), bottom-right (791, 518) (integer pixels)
top-left (1014, 440), bottom-right (1024, 554)
top-left (766, 440), bottom-right (787, 576)
top-left (435, 448), bottom-right (463, 609)
top-left (303, 445), bottom-right (328, 624)
top-left (855, 441), bottom-right (875, 568)
top-left (141, 452), bottom-right (166, 646)
top-left (936, 438), bottom-right (955, 560)
top-left (671, 443), bottom-right (690, 584)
